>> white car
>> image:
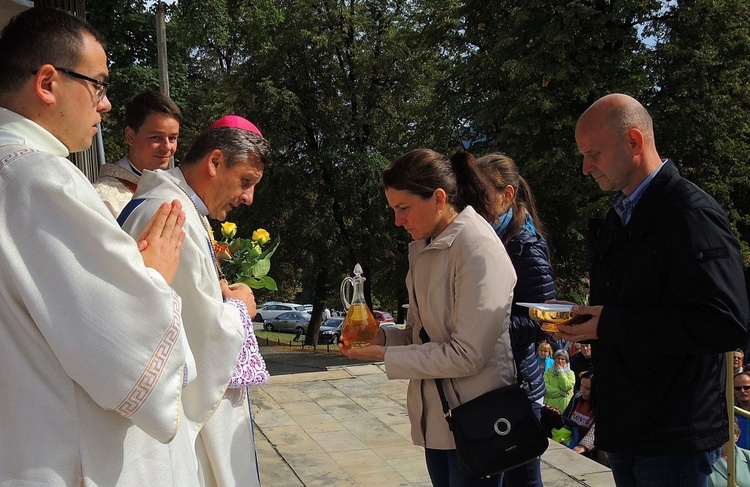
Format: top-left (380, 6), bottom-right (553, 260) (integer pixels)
top-left (254, 302), bottom-right (307, 322)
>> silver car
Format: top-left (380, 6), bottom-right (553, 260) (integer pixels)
top-left (263, 311), bottom-right (312, 334)
top-left (255, 302), bottom-right (307, 322)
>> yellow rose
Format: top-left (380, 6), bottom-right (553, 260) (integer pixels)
top-left (221, 222), bottom-right (237, 239)
top-left (252, 228), bottom-right (271, 244)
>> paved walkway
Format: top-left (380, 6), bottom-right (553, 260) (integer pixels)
top-left (250, 363), bottom-right (614, 486)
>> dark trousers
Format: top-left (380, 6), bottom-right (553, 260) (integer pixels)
top-left (502, 400), bottom-right (543, 487)
top-left (608, 447), bottom-right (720, 487)
top-left (425, 448), bottom-right (503, 487)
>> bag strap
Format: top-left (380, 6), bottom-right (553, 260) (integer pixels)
top-left (419, 324), bottom-right (523, 425)
top-left (418, 327), bottom-right (453, 422)
top-left (435, 377), bottom-right (454, 425)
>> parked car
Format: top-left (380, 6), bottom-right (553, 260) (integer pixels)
top-left (318, 316), bottom-right (345, 344)
top-left (373, 310), bottom-right (396, 327)
top-left (379, 321), bottom-right (399, 330)
top-left (255, 302), bottom-right (307, 322)
top-left (303, 304), bottom-right (314, 313)
top-left (263, 311), bottom-right (312, 334)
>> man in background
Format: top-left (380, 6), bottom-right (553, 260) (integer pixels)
top-left (94, 90), bottom-right (182, 216)
top-left (569, 342), bottom-right (592, 391)
top-left (559, 93), bottom-right (749, 485)
top-left (0, 8), bottom-right (192, 485)
top-left (735, 372), bottom-right (750, 450)
top-left (734, 349), bottom-right (746, 374)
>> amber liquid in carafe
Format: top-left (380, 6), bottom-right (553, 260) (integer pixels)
top-left (341, 303), bottom-right (379, 348)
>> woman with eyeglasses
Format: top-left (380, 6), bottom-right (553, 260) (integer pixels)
top-left (734, 372), bottom-right (750, 449)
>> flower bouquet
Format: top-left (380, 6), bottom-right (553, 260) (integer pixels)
top-left (214, 222), bottom-right (279, 290)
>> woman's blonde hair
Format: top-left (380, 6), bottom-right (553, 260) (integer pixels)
top-left (537, 342), bottom-right (552, 355)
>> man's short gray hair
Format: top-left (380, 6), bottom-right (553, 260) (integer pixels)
top-left (181, 127), bottom-right (272, 169)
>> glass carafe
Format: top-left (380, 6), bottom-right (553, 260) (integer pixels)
top-left (340, 263), bottom-right (379, 347)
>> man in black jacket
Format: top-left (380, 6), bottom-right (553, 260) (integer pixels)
top-left (557, 93), bottom-right (749, 486)
top-left (569, 343), bottom-right (592, 392)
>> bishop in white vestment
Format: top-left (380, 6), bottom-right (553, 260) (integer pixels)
top-left (119, 151), bottom-right (269, 486)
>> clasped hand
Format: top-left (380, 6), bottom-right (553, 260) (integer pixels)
top-left (221, 280), bottom-right (257, 318)
top-left (136, 200), bottom-right (186, 284)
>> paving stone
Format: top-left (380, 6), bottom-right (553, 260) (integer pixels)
top-left (344, 364), bottom-right (386, 376)
top-left (282, 451), bottom-right (353, 487)
top-left (367, 406), bottom-right (411, 426)
top-left (262, 385), bottom-right (313, 403)
top-left (296, 414), bottom-right (349, 435)
top-left (351, 470), bottom-right (414, 486)
top-left (329, 449), bottom-right (393, 475)
top-left (384, 453), bottom-right (431, 483)
top-left (348, 393), bottom-right (404, 410)
top-left (253, 407), bottom-right (297, 428)
top-left (322, 402), bottom-right (377, 421)
top-left (255, 426), bottom-right (305, 487)
top-left (269, 369), bottom-right (352, 384)
top-left (309, 430), bottom-right (369, 453)
top-left (372, 444), bottom-right (425, 461)
top-left (281, 399), bottom-right (326, 417)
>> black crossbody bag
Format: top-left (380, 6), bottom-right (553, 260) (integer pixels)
top-left (422, 327), bottom-right (548, 478)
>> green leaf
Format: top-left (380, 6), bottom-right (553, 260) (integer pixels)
top-left (258, 238), bottom-right (280, 260)
top-left (252, 257), bottom-right (271, 278)
top-left (240, 275), bottom-right (277, 291)
top-left (258, 275), bottom-right (278, 291)
top-left (241, 277), bottom-right (262, 288)
top-left (228, 238), bottom-right (246, 253)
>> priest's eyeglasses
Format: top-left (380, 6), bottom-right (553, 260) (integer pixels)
top-left (31, 67), bottom-right (109, 102)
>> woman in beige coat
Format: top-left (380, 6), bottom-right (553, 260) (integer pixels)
top-left (340, 149), bottom-right (518, 486)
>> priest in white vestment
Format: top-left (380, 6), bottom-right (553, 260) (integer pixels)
top-left (0, 8), bottom-right (197, 486)
top-left (118, 124), bottom-right (272, 486)
top-left (94, 90), bottom-right (182, 217)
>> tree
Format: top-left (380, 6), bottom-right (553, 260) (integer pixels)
top-left (90, 0), bottom-right (750, 328)
top-left (648, 0), bottom-right (750, 264)
top-left (454, 0), bottom-right (659, 300)
top-left (87, 0), bottom-right (164, 160)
